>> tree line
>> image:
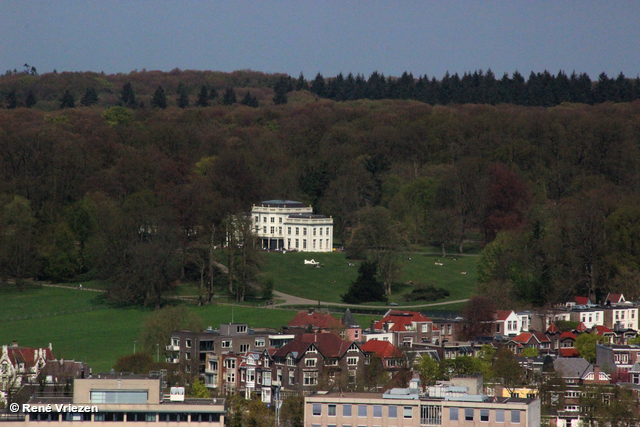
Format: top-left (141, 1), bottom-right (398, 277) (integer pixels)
top-left (1, 69), bottom-right (640, 308)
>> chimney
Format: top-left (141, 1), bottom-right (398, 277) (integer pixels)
top-left (593, 365), bottom-right (600, 383)
top-left (11, 340), bottom-right (18, 347)
top-left (308, 308), bottom-right (315, 315)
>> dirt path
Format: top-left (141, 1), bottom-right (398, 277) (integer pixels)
top-left (272, 290), bottom-right (467, 309)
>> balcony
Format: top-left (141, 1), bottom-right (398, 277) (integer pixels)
top-left (166, 357), bottom-right (180, 364)
top-left (166, 344), bottom-right (180, 351)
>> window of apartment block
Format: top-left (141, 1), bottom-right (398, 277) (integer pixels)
top-left (465, 408), bottom-right (474, 421)
top-left (304, 371), bottom-right (318, 385)
top-left (511, 411), bottom-right (520, 423)
top-left (496, 410), bottom-right (504, 423)
top-left (481, 409), bottom-right (489, 422)
top-left (186, 339), bottom-right (192, 348)
top-left (358, 405), bottom-right (367, 417)
top-left (328, 405), bottom-right (337, 416)
top-left (312, 404), bottom-right (321, 416)
top-left (388, 405), bottom-right (397, 418)
top-left (373, 406), bottom-right (382, 418)
top-left (403, 407), bottom-right (412, 419)
top-left (449, 408), bottom-right (458, 421)
top-left (224, 359), bottom-right (236, 369)
top-left (343, 405), bottom-right (352, 417)
top-left (222, 340), bottom-right (231, 348)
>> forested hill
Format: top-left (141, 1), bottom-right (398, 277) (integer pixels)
top-left (1, 68), bottom-right (640, 110)
top-left (1, 68), bottom-right (640, 309)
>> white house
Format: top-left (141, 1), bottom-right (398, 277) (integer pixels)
top-left (251, 200), bottom-right (333, 252)
top-left (569, 308), bottom-right (605, 329)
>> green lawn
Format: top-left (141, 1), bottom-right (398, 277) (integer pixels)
top-left (262, 251), bottom-right (477, 305)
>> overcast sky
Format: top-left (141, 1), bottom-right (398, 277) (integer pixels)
top-left (1, 1), bottom-right (639, 79)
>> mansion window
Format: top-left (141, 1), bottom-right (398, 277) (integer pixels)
top-left (263, 217), bottom-right (267, 223)
top-left (306, 359), bottom-right (317, 367)
top-left (313, 239), bottom-right (316, 249)
top-left (263, 226), bottom-right (266, 233)
top-left (279, 217), bottom-right (282, 223)
top-left (303, 228), bottom-right (307, 235)
top-left (319, 240), bottom-right (322, 249)
top-left (313, 228), bottom-right (316, 235)
top-left (326, 239), bottom-right (329, 248)
top-left (270, 226), bottom-right (274, 234)
top-left (288, 227), bottom-right (291, 235)
top-left (255, 216), bottom-right (258, 222)
top-left (271, 217), bottom-right (274, 222)
top-left (326, 227), bottom-right (329, 235)
top-left (303, 240), bottom-right (307, 249)
top-left (296, 239), bottom-right (299, 248)
top-left (319, 228), bottom-right (323, 236)
top-left (279, 227), bottom-right (282, 234)
top-left (304, 371), bottom-right (318, 385)
top-left (295, 227), bottom-right (299, 235)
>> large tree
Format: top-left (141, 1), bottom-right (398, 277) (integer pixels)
top-left (151, 85), bottom-right (167, 109)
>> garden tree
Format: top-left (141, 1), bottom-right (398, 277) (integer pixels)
top-left (196, 85), bottom-right (209, 107)
top-left (241, 91), bottom-right (259, 108)
top-left (605, 386), bottom-right (639, 426)
top-left (113, 353), bottom-right (154, 374)
top-left (25, 91), bottom-right (36, 108)
top-left (188, 379), bottom-right (210, 398)
top-left (139, 305), bottom-right (204, 354)
top-left (0, 196), bottom-right (38, 289)
top-left (150, 85), bottom-right (167, 109)
top-left (222, 86), bottom-right (237, 105)
top-left (222, 214), bottom-right (263, 302)
top-left (341, 260), bottom-right (386, 304)
top-left (427, 207), bottom-right (460, 257)
top-left (59, 90), bottom-right (75, 108)
top-left (363, 153), bottom-right (391, 206)
top-left (279, 395), bottom-right (304, 427)
top-left (120, 82), bottom-right (137, 108)
top-left (273, 75), bottom-right (289, 105)
top-left (575, 332), bottom-right (605, 363)
top-left (492, 346), bottom-right (523, 394)
top-left (417, 355), bottom-right (444, 386)
top-left (521, 347), bottom-right (539, 357)
top-left (461, 295), bottom-right (496, 339)
top-left (176, 83), bottom-right (189, 108)
top-left (244, 396), bottom-right (275, 427)
top-left (482, 163), bottom-right (531, 242)
top-left (347, 206), bottom-right (406, 295)
top-left (80, 87), bottom-right (99, 106)
top-left (442, 356), bottom-right (482, 379)
top-left (361, 354), bottom-right (389, 391)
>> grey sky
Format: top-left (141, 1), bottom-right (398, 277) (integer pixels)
top-left (1, 1), bottom-right (639, 79)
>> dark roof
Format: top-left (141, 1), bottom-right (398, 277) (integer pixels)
top-left (274, 333), bottom-right (355, 359)
top-left (289, 310), bottom-right (342, 329)
top-left (260, 200), bottom-right (307, 208)
top-left (287, 214), bottom-right (327, 219)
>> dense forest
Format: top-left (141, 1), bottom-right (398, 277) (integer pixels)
top-left (1, 68), bottom-right (640, 309)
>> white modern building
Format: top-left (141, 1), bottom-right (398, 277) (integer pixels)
top-left (251, 200), bottom-right (333, 252)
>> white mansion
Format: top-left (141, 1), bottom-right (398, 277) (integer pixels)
top-left (251, 200), bottom-right (333, 252)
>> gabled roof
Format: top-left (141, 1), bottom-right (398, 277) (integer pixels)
top-left (575, 322), bottom-right (589, 332)
top-left (594, 325), bottom-right (614, 336)
top-left (496, 310), bottom-right (515, 321)
top-left (560, 332), bottom-right (576, 341)
top-left (288, 310), bottom-right (342, 329)
top-left (373, 310), bottom-right (432, 330)
top-left (342, 309), bottom-right (358, 328)
top-left (273, 333), bottom-right (355, 359)
top-left (546, 323), bottom-right (560, 334)
top-left (574, 296), bottom-right (590, 305)
top-left (605, 293), bottom-right (625, 304)
top-left (512, 332), bottom-right (549, 345)
top-left (360, 340), bottom-right (404, 359)
top-left (4, 346), bottom-right (53, 368)
top-left (553, 358), bottom-right (592, 379)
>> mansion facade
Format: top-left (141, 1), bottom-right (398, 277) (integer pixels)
top-left (251, 200), bottom-right (333, 252)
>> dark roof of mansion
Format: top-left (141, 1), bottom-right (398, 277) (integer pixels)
top-left (288, 214), bottom-right (327, 219)
top-left (259, 200), bottom-right (307, 208)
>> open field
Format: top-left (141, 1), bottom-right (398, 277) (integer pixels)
top-left (0, 286), bottom-right (377, 373)
top-left (262, 251), bottom-right (477, 305)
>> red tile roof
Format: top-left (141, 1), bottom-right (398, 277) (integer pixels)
top-left (574, 296), bottom-right (590, 305)
top-left (373, 310), bottom-right (431, 330)
top-left (575, 322), bottom-right (589, 332)
top-left (594, 325), bottom-right (613, 335)
top-left (559, 348), bottom-right (579, 357)
top-left (496, 310), bottom-right (514, 321)
top-left (546, 323), bottom-right (560, 333)
top-left (360, 340), bottom-right (404, 359)
top-left (274, 333), bottom-right (355, 359)
top-left (560, 332), bottom-right (576, 340)
top-left (512, 333), bottom-right (533, 344)
top-left (288, 310), bottom-right (342, 329)
top-left (6, 346), bottom-right (53, 368)
top-left (606, 293), bottom-right (624, 304)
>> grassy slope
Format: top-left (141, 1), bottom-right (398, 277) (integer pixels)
top-left (262, 251), bottom-right (477, 304)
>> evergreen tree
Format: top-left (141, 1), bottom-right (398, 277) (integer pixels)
top-left (273, 76), bottom-right (289, 105)
top-left (196, 85), bottom-right (209, 107)
top-left (5, 90), bottom-right (17, 109)
top-left (295, 72), bottom-right (307, 91)
top-left (59, 90), bottom-right (75, 109)
top-left (222, 86), bottom-right (237, 105)
top-left (341, 261), bottom-right (387, 304)
top-left (150, 85), bottom-right (167, 109)
top-left (80, 87), bottom-right (99, 106)
top-left (120, 82), bottom-right (137, 108)
top-left (25, 91), bottom-right (36, 108)
top-left (241, 91), bottom-right (259, 108)
top-left (176, 83), bottom-right (189, 108)
top-left (310, 73), bottom-right (326, 98)
top-left (209, 86), bottom-right (218, 100)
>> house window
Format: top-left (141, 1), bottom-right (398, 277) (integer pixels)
top-left (279, 217), bottom-right (282, 223)
top-left (312, 404), bottom-right (321, 416)
top-left (447, 325), bottom-right (452, 334)
top-left (304, 371), bottom-right (318, 385)
top-left (226, 371), bottom-right (236, 383)
top-left (358, 405), bottom-right (367, 417)
top-left (263, 217), bottom-right (267, 223)
top-left (224, 359), bottom-right (236, 369)
top-left (328, 405), bottom-right (337, 416)
top-left (422, 323), bottom-right (428, 332)
top-left (306, 359), bottom-right (317, 367)
top-left (404, 407), bottom-right (413, 419)
top-left (263, 371), bottom-right (271, 385)
top-left (319, 228), bottom-right (323, 236)
top-left (450, 408), bottom-right (458, 421)
top-left (465, 408), bottom-right (474, 421)
top-left (186, 339), bottom-right (192, 348)
top-left (511, 411), bottom-right (520, 423)
top-left (347, 357), bottom-right (358, 366)
top-left (296, 227), bottom-right (299, 235)
top-left (496, 410), bottom-right (504, 423)
top-left (289, 371), bottom-right (295, 385)
top-left (287, 356), bottom-right (296, 366)
top-left (373, 406), bottom-right (382, 418)
top-left (343, 405), bottom-right (352, 417)
top-left (240, 344), bottom-right (249, 353)
top-left (622, 312), bottom-right (625, 319)
top-left (481, 409), bottom-right (489, 422)
top-left (388, 406), bottom-right (397, 418)
top-left (255, 339), bottom-right (265, 347)
top-left (326, 227), bottom-right (329, 235)
top-left (496, 324), bottom-right (501, 333)
top-left (313, 239), bottom-right (316, 248)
